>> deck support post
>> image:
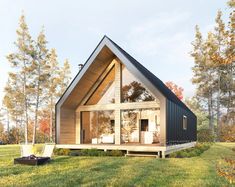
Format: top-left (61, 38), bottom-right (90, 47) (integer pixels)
top-left (161, 151), bottom-right (165, 158)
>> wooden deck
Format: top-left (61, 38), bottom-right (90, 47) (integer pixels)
top-left (56, 142), bottom-right (196, 158)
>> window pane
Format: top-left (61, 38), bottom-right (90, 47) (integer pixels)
top-left (183, 116), bottom-right (187, 130)
top-left (121, 108), bottom-right (160, 144)
top-left (122, 66), bottom-right (156, 102)
top-left (81, 110), bottom-right (115, 144)
top-left (86, 66), bottom-right (115, 105)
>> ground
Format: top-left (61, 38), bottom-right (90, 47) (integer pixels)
top-left (0, 143), bottom-right (234, 187)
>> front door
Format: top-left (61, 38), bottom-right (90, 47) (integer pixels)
top-left (140, 119), bottom-right (153, 144)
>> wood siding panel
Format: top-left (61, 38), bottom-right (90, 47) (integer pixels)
top-left (60, 108), bottom-right (76, 144)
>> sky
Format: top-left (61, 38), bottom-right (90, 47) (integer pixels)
top-left (0, 0), bottom-right (230, 107)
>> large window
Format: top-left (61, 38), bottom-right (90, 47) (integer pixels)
top-left (121, 108), bottom-right (160, 144)
top-left (81, 110), bottom-right (115, 144)
top-left (86, 66), bottom-right (115, 105)
top-left (122, 66), bottom-right (156, 103)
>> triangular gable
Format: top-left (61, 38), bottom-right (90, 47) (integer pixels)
top-left (56, 35), bottom-right (193, 116)
top-left (56, 36), bottom-right (164, 109)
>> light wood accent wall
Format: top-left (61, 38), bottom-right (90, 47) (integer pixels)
top-left (114, 59), bottom-right (121, 144)
top-left (60, 108), bottom-right (75, 144)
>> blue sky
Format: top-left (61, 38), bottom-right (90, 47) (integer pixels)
top-left (0, 0), bottom-right (230, 107)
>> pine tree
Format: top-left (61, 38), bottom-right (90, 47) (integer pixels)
top-left (59, 59), bottom-right (71, 94)
top-left (191, 26), bottom-right (216, 133)
top-left (5, 14), bottom-right (34, 144)
top-left (46, 49), bottom-right (60, 141)
top-left (31, 28), bottom-right (50, 144)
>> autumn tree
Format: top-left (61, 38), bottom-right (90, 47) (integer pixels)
top-left (5, 14), bottom-right (34, 144)
top-left (165, 81), bottom-right (184, 100)
top-left (191, 1), bottom-right (235, 139)
top-left (31, 29), bottom-right (50, 144)
top-left (122, 81), bottom-right (155, 102)
top-left (43, 49), bottom-right (71, 142)
top-left (3, 14), bottom-right (71, 144)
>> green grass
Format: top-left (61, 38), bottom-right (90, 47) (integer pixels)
top-left (0, 143), bottom-right (234, 187)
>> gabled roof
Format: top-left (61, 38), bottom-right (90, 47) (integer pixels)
top-left (107, 36), bottom-right (191, 112)
top-left (56, 35), bottom-right (194, 115)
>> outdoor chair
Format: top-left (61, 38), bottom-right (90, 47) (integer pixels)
top-left (41, 144), bottom-right (55, 158)
top-left (20, 144), bottom-right (33, 157)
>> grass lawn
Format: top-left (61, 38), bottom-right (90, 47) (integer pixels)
top-left (0, 143), bottom-right (234, 187)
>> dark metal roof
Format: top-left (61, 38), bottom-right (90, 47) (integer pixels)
top-left (105, 36), bottom-right (195, 116)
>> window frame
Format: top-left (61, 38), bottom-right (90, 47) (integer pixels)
top-left (183, 115), bottom-right (187, 130)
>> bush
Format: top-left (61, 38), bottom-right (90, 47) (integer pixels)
top-left (197, 129), bottom-right (215, 142)
top-left (232, 147), bottom-right (235, 152)
top-left (54, 148), bottom-right (70, 156)
top-left (108, 150), bottom-right (123, 157)
top-left (55, 148), bottom-right (124, 157)
top-left (219, 124), bottom-right (235, 142)
top-left (169, 143), bottom-right (211, 158)
top-left (69, 150), bottom-right (81, 156)
top-left (217, 157), bottom-right (235, 184)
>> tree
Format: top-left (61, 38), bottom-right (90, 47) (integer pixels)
top-left (190, 26), bottom-right (217, 133)
top-left (45, 49), bottom-right (71, 142)
top-left (5, 14), bottom-right (34, 144)
top-left (31, 29), bottom-right (50, 144)
top-left (185, 97), bottom-right (209, 130)
top-left (3, 14), bottom-right (72, 144)
top-left (227, 0), bottom-right (235, 7)
top-left (165, 81), bottom-right (184, 100)
top-left (122, 81), bottom-right (155, 102)
top-left (191, 1), bottom-right (235, 139)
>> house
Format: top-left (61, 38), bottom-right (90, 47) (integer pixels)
top-left (55, 36), bottom-right (197, 158)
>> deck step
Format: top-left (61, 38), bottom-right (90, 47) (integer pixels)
top-left (125, 153), bottom-right (159, 158)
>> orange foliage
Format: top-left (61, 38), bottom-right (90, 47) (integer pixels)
top-left (165, 81), bottom-right (184, 100)
top-left (39, 118), bottom-right (50, 135)
top-left (39, 111), bottom-right (50, 135)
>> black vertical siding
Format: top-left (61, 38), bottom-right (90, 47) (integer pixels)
top-left (166, 99), bottom-right (197, 145)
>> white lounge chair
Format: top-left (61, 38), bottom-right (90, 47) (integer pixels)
top-left (20, 144), bottom-right (33, 157)
top-left (41, 144), bottom-right (55, 158)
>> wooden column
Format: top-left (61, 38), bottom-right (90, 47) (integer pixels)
top-left (159, 97), bottom-right (166, 146)
top-left (75, 112), bottom-right (81, 144)
top-left (114, 59), bottom-right (121, 144)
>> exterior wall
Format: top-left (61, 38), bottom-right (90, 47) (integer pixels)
top-left (166, 99), bottom-right (197, 145)
top-left (59, 108), bottom-right (76, 144)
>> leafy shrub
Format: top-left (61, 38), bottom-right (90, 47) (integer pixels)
top-left (169, 143), bottom-right (211, 158)
top-left (217, 157), bottom-right (235, 184)
top-left (108, 150), bottom-right (123, 156)
top-left (54, 148), bottom-right (70, 156)
top-left (55, 148), bottom-right (124, 157)
top-left (219, 124), bottom-right (235, 142)
top-left (197, 129), bottom-right (215, 142)
top-left (69, 150), bottom-right (82, 156)
top-left (80, 149), bottom-right (102, 156)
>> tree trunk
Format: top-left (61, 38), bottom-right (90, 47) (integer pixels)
top-left (49, 96), bottom-right (53, 142)
top-left (216, 71), bottom-right (221, 141)
top-left (208, 94), bottom-right (214, 134)
top-left (23, 60), bottom-right (28, 144)
top-left (32, 65), bottom-right (41, 144)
